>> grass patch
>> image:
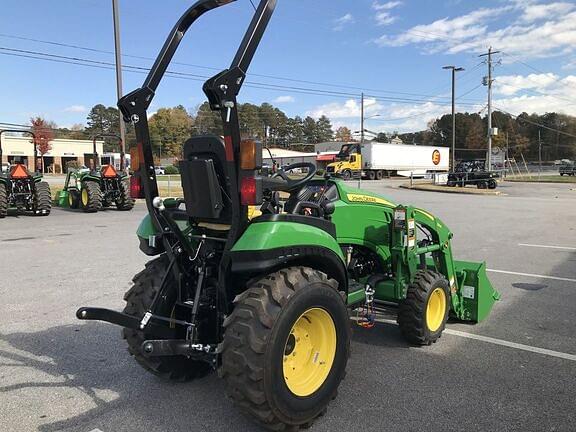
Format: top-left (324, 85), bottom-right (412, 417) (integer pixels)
top-left (505, 175), bottom-right (576, 184)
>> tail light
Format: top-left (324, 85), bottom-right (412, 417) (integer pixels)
top-left (240, 176), bottom-right (262, 206)
top-left (240, 140), bottom-right (262, 170)
top-left (130, 175), bottom-right (144, 199)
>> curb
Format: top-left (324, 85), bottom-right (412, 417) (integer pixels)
top-left (400, 183), bottom-right (503, 196)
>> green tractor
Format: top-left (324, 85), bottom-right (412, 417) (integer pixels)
top-left (0, 129), bottom-right (51, 218)
top-left (56, 133), bottom-right (134, 212)
top-left (77, 1), bottom-right (500, 429)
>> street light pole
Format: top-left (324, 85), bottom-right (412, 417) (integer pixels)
top-left (112, 0), bottom-right (126, 164)
top-left (443, 65), bottom-right (464, 172)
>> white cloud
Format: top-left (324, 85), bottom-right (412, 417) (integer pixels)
top-left (376, 7), bottom-right (506, 48)
top-left (333, 13), bottom-right (355, 31)
top-left (307, 98), bottom-right (382, 119)
top-left (520, 2), bottom-right (575, 23)
top-left (64, 105), bottom-right (87, 113)
top-left (374, 3), bottom-right (576, 60)
top-left (273, 95), bottom-right (295, 103)
top-left (372, 1), bottom-right (402, 26)
top-left (493, 72), bottom-right (576, 116)
top-left (494, 73), bottom-right (560, 96)
top-left (306, 99), bottom-right (449, 133)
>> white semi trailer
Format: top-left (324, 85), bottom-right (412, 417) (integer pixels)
top-left (326, 143), bottom-right (450, 179)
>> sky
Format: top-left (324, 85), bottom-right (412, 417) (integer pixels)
top-left (1, 0), bottom-right (575, 136)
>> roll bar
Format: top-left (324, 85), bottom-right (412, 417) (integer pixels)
top-left (91, 133), bottom-right (125, 170)
top-left (0, 129), bottom-right (38, 172)
top-left (118, 0), bottom-right (277, 241)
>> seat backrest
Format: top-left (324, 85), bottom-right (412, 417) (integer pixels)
top-left (180, 135), bottom-right (232, 223)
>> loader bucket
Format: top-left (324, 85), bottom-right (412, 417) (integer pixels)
top-left (56, 190), bottom-right (70, 208)
top-left (453, 260), bottom-right (500, 322)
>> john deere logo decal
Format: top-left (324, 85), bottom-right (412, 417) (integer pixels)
top-left (432, 150), bottom-right (441, 165)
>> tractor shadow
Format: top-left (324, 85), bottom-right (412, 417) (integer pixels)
top-left (0, 323), bottom-right (256, 432)
top-left (349, 318), bottom-right (412, 350)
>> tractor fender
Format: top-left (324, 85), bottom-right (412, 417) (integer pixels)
top-left (230, 221), bottom-right (348, 292)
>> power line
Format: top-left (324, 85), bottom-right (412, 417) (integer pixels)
top-left (492, 107), bottom-right (576, 140)
top-left (0, 32), bottom-right (480, 102)
top-left (0, 46), bottom-right (485, 107)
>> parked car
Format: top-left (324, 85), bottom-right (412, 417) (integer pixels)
top-left (447, 160), bottom-right (499, 189)
top-left (154, 166), bottom-right (165, 175)
top-left (559, 163), bottom-right (575, 176)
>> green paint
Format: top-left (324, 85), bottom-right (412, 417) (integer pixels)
top-left (232, 221), bottom-right (345, 261)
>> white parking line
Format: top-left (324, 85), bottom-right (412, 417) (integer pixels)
top-left (374, 318), bottom-right (576, 362)
top-left (519, 243), bottom-right (576, 251)
top-left (487, 269), bottom-right (576, 283)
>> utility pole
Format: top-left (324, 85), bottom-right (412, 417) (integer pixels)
top-left (443, 65), bottom-right (464, 171)
top-left (359, 92), bottom-right (364, 188)
top-left (538, 128), bottom-right (542, 178)
top-left (112, 0), bottom-right (126, 165)
top-left (360, 92), bottom-right (365, 145)
top-left (479, 47), bottom-right (500, 172)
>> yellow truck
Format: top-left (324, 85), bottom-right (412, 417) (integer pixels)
top-left (326, 143), bottom-right (449, 180)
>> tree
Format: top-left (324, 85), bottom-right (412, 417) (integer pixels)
top-left (316, 116), bottom-right (333, 143)
top-left (30, 117), bottom-right (54, 173)
top-left (148, 105), bottom-right (194, 159)
top-left (302, 116), bottom-right (318, 143)
top-left (335, 126), bottom-right (352, 142)
top-left (85, 104), bottom-right (136, 151)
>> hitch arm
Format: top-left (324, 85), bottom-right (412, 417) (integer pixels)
top-left (76, 307), bottom-right (178, 339)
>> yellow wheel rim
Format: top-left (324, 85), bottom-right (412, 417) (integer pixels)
top-left (81, 188), bottom-right (89, 206)
top-left (426, 287), bottom-right (447, 332)
top-left (68, 192), bottom-right (74, 207)
top-left (283, 308), bottom-right (336, 397)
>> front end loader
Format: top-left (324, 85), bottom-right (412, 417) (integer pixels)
top-left (0, 129), bottom-right (51, 218)
top-left (56, 133), bottom-right (134, 212)
top-left (77, 1), bottom-right (500, 430)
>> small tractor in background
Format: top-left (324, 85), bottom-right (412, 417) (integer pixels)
top-left (56, 134), bottom-right (134, 212)
top-left (77, 1), bottom-right (500, 430)
top-left (0, 129), bottom-right (51, 218)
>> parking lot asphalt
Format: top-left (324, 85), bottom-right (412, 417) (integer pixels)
top-left (0, 180), bottom-right (574, 432)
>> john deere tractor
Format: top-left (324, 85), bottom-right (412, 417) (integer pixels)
top-left (77, 1), bottom-right (500, 430)
top-left (0, 129), bottom-right (51, 218)
top-left (57, 134), bottom-right (134, 212)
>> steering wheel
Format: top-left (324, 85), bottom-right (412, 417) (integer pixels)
top-left (267, 162), bottom-right (317, 192)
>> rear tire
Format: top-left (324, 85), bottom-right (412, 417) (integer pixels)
top-left (0, 184), bottom-right (7, 218)
top-left (367, 170), bottom-right (376, 180)
top-left (221, 267), bottom-right (350, 431)
top-left (32, 181), bottom-right (51, 216)
top-left (116, 180), bottom-right (135, 211)
top-left (375, 170), bottom-right (383, 180)
top-left (122, 255), bottom-right (212, 381)
top-left (81, 181), bottom-right (102, 213)
top-left (398, 270), bottom-right (450, 346)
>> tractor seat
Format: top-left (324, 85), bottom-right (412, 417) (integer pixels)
top-left (180, 135), bottom-right (232, 224)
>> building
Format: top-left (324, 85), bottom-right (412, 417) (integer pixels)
top-left (0, 136), bottom-right (104, 174)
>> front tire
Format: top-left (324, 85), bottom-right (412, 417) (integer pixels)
top-left (122, 255), bottom-right (212, 381)
top-left (341, 170), bottom-right (351, 180)
top-left (221, 267), bottom-right (350, 431)
top-left (397, 270), bottom-right (450, 345)
top-left (33, 181), bottom-right (51, 216)
top-left (0, 184), bottom-right (7, 218)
